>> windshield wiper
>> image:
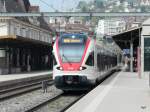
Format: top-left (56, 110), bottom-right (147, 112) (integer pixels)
top-left (62, 54), bottom-right (72, 65)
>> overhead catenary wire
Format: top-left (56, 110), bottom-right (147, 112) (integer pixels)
top-left (39, 0), bottom-right (58, 12)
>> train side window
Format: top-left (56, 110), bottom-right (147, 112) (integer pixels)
top-left (97, 53), bottom-right (101, 71)
top-left (85, 52), bottom-right (94, 66)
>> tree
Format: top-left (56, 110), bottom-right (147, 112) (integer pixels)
top-left (141, 6), bottom-right (146, 12)
top-left (94, 0), bottom-right (104, 8)
top-left (76, 0), bottom-right (90, 22)
top-left (120, 0), bottom-right (125, 3)
top-left (77, 1), bottom-right (88, 11)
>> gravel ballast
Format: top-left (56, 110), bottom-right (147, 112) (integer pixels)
top-left (0, 86), bottom-right (62, 112)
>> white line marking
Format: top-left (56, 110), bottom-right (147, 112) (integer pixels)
top-left (82, 71), bottom-right (123, 112)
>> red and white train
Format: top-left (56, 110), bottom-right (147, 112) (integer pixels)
top-left (53, 33), bottom-right (117, 91)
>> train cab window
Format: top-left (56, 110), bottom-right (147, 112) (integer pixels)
top-left (59, 34), bottom-right (87, 63)
top-left (85, 52), bottom-right (94, 66)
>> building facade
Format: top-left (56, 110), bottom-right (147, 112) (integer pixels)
top-left (96, 18), bottom-right (126, 40)
top-left (140, 0), bottom-right (150, 5)
top-left (49, 17), bottom-right (89, 33)
top-left (0, 0), bottom-right (53, 74)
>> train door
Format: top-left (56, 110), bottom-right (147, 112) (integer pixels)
top-left (97, 49), bottom-right (101, 74)
top-left (94, 45), bottom-right (98, 71)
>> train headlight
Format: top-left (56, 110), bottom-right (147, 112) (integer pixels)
top-left (56, 66), bottom-right (63, 70)
top-left (79, 66), bottom-right (86, 70)
top-left (60, 67), bottom-right (63, 70)
top-left (80, 67), bottom-right (83, 70)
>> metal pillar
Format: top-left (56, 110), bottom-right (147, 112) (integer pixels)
top-left (21, 49), bottom-right (27, 71)
top-left (23, 50), bottom-right (25, 67)
top-left (16, 48), bottom-right (20, 67)
top-left (149, 73), bottom-right (150, 87)
top-left (8, 48), bottom-right (12, 74)
top-left (27, 54), bottom-right (30, 72)
top-left (5, 48), bottom-right (9, 68)
top-left (117, 53), bottom-right (120, 66)
top-left (130, 41), bottom-right (133, 72)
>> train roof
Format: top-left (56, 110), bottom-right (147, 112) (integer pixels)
top-left (58, 33), bottom-right (89, 40)
top-left (95, 39), bottom-right (121, 55)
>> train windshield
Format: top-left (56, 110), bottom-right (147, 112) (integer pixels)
top-left (59, 34), bottom-right (88, 63)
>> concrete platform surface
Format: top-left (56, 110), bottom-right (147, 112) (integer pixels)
top-left (0, 71), bottom-right (52, 83)
top-left (66, 72), bottom-right (150, 112)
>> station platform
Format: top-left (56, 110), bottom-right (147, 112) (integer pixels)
top-left (66, 71), bottom-right (150, 112)
top-left (0, 71), bottom-right (52, 84)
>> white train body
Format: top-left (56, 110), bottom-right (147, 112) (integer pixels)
top-left (53, 33), bottom-right (117, 90)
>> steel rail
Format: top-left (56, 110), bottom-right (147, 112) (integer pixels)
top-left (60, 94), bottom-right (86, 112)
top-left (25, 93), bottom-right (64, 112)
top-left (0, 79), bottom-right (54, 100)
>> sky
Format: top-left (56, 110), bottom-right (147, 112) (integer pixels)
top-left (29, 0), bottom-right (92, 12)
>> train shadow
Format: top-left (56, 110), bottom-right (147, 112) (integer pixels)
top-left (94, 69), bottom-right (121, 88)
top-left (63, 90), bottom-right (89, 96)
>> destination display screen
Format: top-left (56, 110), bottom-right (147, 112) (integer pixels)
top-left (62, 38), bottom-right (84, 43)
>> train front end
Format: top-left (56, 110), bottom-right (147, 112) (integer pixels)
top-left (53, 33), bottom-right (95, 90)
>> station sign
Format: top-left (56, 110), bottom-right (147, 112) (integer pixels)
top-left (144, 38), bottom-right (150, 71)
top-left (123, 49), bottom-right (130, 55)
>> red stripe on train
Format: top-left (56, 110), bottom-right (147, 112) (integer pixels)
top-left (56, 37), bottom-right (62, 65)
top-left (80, 38), bottom-right (90, 65)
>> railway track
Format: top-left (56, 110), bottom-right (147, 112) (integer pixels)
top-left (24, 69), bottom-right (121, 112)
top-left (25, 92), bottom-right (86, 112)
top-left (0, 69), bottom-right (121, 112)
top-left (0, 79), bottom-right (54, 100)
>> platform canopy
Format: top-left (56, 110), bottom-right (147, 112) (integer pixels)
top-left (0, 35), bottom-right (52, 48)
top-left (112, 27), bottom-right (142, 49)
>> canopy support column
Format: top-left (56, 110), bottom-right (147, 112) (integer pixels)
top-left (130, 41), bottom-right (133, 72)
